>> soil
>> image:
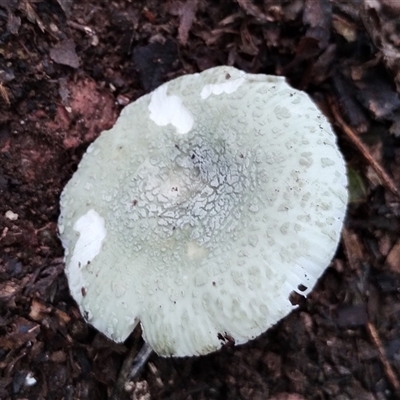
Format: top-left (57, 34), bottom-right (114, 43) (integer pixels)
top-left (1, 1), bottom-right (400, 399)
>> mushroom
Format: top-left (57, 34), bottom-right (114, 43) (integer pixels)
top-left (58, 66), bottom-right (348, 357)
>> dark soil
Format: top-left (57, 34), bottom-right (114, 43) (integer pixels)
top-left (1, 1), bottom-right (400, 399)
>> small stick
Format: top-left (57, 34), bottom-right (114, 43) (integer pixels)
top-left (109, 342), bottom-right (153, 400)
top-left (366, 322), bottom-right (400, 395)
top-left (341, 227), bottom-right (364, 272)
top-left (328, 96), bottom-right (400, 198)
top-left (67, 20), bottom-right (99, 46)
top-left (127, 342), bottom-right (153, 381)
top-left (0, 82), bottom-right (10, 105)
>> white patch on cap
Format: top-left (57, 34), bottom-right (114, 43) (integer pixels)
top-left (68, 209), bottom-right (107, 303)
top-left (148, 84), bottom-right (194, 134)
top-left (200, 75), bottom-right (246, 99)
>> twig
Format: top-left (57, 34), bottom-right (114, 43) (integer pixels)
top-left (0, 82), bottom-right (10, 105)
top-left (109, 342), bottom-right (153, 400)
top-left (127, 342), bottom-right (153, 381)
top-left (67, 20), bottom-right (99, 46)
top-left (366, 322), bottom-right (400, 396)
top-left (328, 96), bottom-right (400, 198)
top-left (341, 227), bottom-right (365, 272)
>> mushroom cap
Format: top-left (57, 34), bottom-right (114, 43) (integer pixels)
top-left (58, 66), bottom-right (348, 357)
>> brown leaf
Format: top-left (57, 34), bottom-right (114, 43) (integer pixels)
top-left (352, 67), bottom-right (400, 120)
top-left (303, 0), bottom-right (331, 48)
top-left (342, 227), bottom-right (365, 271)
top-left (239, 22), bottom-right (259, 56)
top-left (331, 73), bottom-right (369, 132)
top-left (0, 280), bottom-right (19, 303)
top-left (332, 14), bottom-right (358, 42)
top-left (236, 0), bottom-right (268, 23)
top-left (6, 11), bottom-right (21, 35)
top-left (386, 240), bottom-right (400, 273)
top-left (29, 298), bottom-right (51, 321)
top-left (177, 0), bottom-right (198, 46)
top-left (0, 317), bottom-right (39, 350)
top-left (0, 0), bottom-right (18, 11)
top-left (56, 0), bottom-right (72, 17)
top-left (361, 1), bottom-right (400, 91)
top-left (50, 39), bottom-right (80, 69)
top-left (19, 0), bottom-right (45, 32)
top-left (281, 37), bottom-right (321, 76)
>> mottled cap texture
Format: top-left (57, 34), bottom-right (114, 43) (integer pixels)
top-left (58, 66), bottom-right (348, 357)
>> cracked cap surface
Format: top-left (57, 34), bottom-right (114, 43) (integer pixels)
top-left (58, 66), bottom-right (348, 357)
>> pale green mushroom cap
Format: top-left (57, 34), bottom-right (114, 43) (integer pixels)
top-left (58, 66), bottom-right (348, 357)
